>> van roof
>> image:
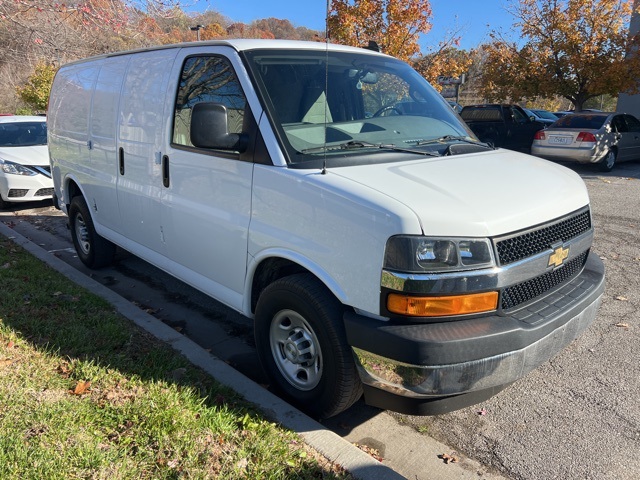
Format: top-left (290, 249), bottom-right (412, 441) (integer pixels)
top-left (61, 39), bottom-right (389, 66)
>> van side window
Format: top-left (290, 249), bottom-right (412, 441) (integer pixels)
top-left (173, 56), bottom-right (247, 148)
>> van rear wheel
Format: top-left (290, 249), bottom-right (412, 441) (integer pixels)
top-left (254, 273), bottom-right (362, 419)
top-left (69, 196), bottom-right (115, 268)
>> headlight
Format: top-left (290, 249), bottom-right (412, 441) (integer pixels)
top-left (384, 236), bottom-right (495, 273)
top-left (0, 159), bottom-right (37, 176)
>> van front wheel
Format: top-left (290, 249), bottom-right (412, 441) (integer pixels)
top-left (69, 196), bottom-right (115, 269)
top-left (255, 274), bottom-right (362, 419)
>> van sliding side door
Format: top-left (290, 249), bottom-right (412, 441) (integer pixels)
top-left (116, 49), bottom-right (179, 255)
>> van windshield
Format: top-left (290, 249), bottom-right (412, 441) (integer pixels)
top-left (243, 49), bottom-right (476, 166)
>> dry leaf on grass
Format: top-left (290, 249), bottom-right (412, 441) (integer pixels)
top-left (0, 359), bottom-right (14, 368)
top-left (70, 380), bottom-right (91, 395)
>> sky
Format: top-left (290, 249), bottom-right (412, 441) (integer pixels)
top-left (191, 0), bottom-right (517, 51)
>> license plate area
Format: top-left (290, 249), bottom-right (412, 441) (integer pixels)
top-left (549, 135), bottom-right (572, 145)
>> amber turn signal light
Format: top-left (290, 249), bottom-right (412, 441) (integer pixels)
top-left (387, 291), bottom-right (499, 317)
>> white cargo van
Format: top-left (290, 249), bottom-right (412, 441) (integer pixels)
top-left (48, 40), bottom-right (604, 418)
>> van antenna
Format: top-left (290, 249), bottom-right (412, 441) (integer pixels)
top-left (322, 0), bottom-right (330, 175)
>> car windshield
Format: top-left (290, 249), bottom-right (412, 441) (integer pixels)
top-left (553, 115), bottom-right (607, 129)
top-left (532, 110), bottom-right (558, 121)
top-left (243, 49), bottom-right (475, 166)
top-left (0, 121), bottom-right (47, 147)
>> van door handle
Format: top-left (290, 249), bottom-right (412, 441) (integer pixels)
top-left (119, 147), bottom-right (125, 175)
top-left (162, 155), bottom-right (170, 188)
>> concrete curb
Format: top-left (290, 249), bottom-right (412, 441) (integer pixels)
top-left (0, 221), bottom-right (405, 480)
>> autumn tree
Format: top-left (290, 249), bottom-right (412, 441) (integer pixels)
top-left (479, 0), bottom-right (640, 110)
top-left (16, 63), bottom-right (57, 112)
top-left (414, 46), bottom-right (473, 89)
top-left (327, 0), bottom-right (433, 61)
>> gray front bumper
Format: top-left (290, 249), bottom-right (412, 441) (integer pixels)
top-left (344, 252), bottom-right (605, 411)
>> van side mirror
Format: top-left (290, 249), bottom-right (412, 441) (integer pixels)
top-left (190, 103), bottom-right (248, 152)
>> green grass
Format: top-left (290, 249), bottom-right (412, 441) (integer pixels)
top-left (0, 237), bottom-right (351, 479)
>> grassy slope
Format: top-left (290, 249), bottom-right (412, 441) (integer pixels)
top-left (0, 236), bottom-right (350, 479)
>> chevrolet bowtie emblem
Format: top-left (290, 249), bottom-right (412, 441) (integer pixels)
top-left (548, 245), bottom-right (570, 268)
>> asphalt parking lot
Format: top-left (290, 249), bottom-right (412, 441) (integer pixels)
top-left (1, 159), bottom-right (639, 479)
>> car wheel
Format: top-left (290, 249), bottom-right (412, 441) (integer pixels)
top-left (0, 195), bottom-right (7, 210)
top-left (69, 196), bottom-right (115, 268)
top-left (600, 149), bottom-right (616, 172)
top-left (255, 273), bottom-right (362, 419)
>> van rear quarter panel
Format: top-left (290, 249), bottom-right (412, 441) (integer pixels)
top-left (49, 62), bottom-right (101, 206)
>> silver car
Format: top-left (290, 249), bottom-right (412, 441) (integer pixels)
top-left (531, 112), bottom-right (640, 171)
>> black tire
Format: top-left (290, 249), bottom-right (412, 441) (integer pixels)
top-left (0, 195), bottom-right (8, 210)
top-left (254, 273), bottom-right (362, 419)
top-left (600, 149), bottom-right (616, 172)
top-left (68, 195), bottom-right (115, 268)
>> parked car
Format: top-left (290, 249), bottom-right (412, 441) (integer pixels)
top-left (460, 104), bottom-right (546, 152)
top-left (0, 115), bottom-right (52, 209)
top-left (531, 112), bottom-right (640, 171)
top-left (527, 108), bottom-right (559, 124)
top-left (553, 111), bottom-right (573, 118)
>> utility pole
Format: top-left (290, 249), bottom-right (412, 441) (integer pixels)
top-left (190, 25), bottom-right (204, 41)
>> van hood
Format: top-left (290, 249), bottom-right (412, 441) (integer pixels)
top-left (0, 145), bottom-right (49, 166)
top-left (330, 149), bottom-right (590, 237)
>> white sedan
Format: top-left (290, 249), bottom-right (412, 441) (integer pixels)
top-left (0, 115), bottom-right (52, 209)
top-left (531, 112), bottom-right (640, 172)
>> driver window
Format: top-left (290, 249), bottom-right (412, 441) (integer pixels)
top-left (173, 55), bottom-right (246, 148)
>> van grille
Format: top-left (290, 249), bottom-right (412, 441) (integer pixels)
top-left (495, 209), bottom-right (591, 266)
top-left (501, 251), bottom-right (589, 310)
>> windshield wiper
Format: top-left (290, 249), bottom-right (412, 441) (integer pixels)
top-left (415, 135), bottom-right (494, 148)
top-left (301, 140), bottom-right (441, 156)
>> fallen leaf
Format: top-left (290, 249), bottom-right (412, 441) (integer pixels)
top-left (354, 443), bottom-right (383, 462)
top-left (602, 179), bottom-right (611, 183)
top-left (439, 452), bottom-right (459, 464)
top-left (615, 295), bottom-right (628, 301)
top-left (57, 362), bottom-right (71, 377)
top-left (70, 380), bottom-right (91, 395)
top-left (7, 340), bottom-right (14, 348)
top-left (0, 359), bottom-right (14, 368)
top-left (615, 323), bottom-right (630, 329)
